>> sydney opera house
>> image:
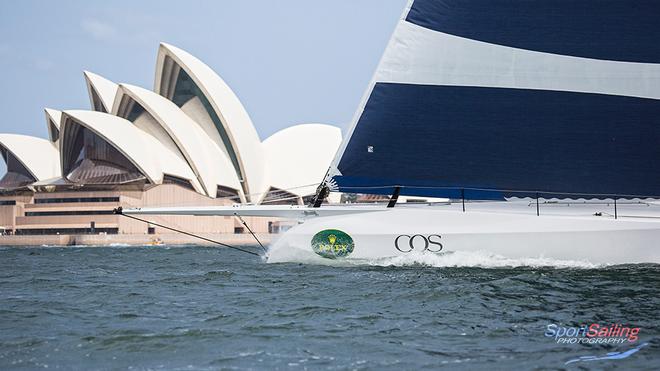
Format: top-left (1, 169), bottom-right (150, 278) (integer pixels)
top-left (0, 43), bottom-right (341, 241)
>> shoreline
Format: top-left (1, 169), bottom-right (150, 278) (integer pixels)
top-left (0, 233), bottom-right (276, 247)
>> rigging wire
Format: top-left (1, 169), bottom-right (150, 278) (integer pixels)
top-left (137, 183), bottom-right (320, 209)
top-left (114, 207), bottom-right (261, 257)
top-left (233, 213), bottom-right (267, 253)
top-left (217, 183), bottom-right (320, 203)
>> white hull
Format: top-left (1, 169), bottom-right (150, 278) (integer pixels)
top-left (268, 202), bottom-right (660, 265)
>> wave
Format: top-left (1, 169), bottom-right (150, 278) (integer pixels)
top-left (267, 242), bottom-right (601, 269)
top-left (361, 250), bottom-right (601, 269)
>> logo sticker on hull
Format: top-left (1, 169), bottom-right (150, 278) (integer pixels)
top-left (311, 229), bottom-right (354, 259)
top-left (394, 234), bottom-right (443, 253)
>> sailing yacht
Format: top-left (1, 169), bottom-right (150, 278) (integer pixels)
top-left (124, 0), bottom-right (660, 264)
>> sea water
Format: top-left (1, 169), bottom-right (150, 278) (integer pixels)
top-left (0, 245), bottom-right (658, 369)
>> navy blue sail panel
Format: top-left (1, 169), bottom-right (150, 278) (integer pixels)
top-left (407, 0), bottom-right (660, 63)
top-left (334, 84), bottom-right (660, 199)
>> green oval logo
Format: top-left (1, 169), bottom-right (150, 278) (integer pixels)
top-left (311, 229), bottom-right (354, 259)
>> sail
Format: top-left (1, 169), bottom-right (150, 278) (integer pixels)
top-left (329, 0), bottom-right (660, 199)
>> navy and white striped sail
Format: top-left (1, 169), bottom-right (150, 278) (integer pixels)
top-left (329, 0), bottom-right (660, 199)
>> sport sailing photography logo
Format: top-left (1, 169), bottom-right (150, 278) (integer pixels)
top-left (545, 323), bottom-right (641, 345)
top-left (544, 323), bottom-right (649, 365)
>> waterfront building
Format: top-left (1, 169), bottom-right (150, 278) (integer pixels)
top-left (0, 43), bottom-right (341, 241)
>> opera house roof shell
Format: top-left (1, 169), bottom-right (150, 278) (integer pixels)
top-left (0, 43), bottom-right (341, 204)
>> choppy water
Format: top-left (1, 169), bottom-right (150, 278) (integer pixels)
top-left (0, 245), bottom-right (658, 370)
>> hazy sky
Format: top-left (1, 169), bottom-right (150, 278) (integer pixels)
top-left (0, 0), bottom-right (407, 175)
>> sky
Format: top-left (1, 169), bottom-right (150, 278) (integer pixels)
top-left (0, 0), bottom-right (407, 175)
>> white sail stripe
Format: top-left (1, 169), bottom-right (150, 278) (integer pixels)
top-left (329, 0), bottom-right (416, 174)
top-left (375, 21), bottom-right (660, 100)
